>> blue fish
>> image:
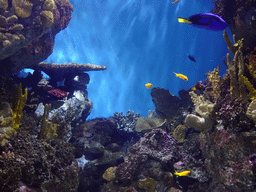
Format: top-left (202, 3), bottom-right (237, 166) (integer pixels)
top-left (178, 13), bottom-right (227, 31)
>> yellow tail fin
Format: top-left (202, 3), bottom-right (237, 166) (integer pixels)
top-left (177, 17), bottom-right (192, 24)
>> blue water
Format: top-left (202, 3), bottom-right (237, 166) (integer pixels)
top-left (46, 0), bottom-right (232, 119)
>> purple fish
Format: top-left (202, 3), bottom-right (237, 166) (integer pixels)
top-left (178, 13), bottom-right (227, 31)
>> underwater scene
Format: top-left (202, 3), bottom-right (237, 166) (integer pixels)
top-left (2, 0), bottom-right (256, 191)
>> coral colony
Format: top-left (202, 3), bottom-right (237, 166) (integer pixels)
top-left (2, 0), bottom-right (256, 191)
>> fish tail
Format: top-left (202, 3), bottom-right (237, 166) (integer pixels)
top-left (177, 17), bottom-right (192, 24)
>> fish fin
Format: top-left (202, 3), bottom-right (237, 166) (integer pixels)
top-left (177, 17), bottom-right (192, 24)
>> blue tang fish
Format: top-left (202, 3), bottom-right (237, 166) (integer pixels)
top-left (178, 13), bottom-right (227, 31)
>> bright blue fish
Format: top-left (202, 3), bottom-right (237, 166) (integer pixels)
top-left (178, 13), bottom-right (227, 31)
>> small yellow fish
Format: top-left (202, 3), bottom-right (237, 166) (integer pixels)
top-left (173, 72), bottom-right (188, 81)
top-left (174, 170), bottom-right (191, 176)
top-left (145, 83), bottom-right (153, 89)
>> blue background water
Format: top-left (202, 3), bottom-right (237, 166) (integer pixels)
top-left (46, 0), bottom-right (233, 119)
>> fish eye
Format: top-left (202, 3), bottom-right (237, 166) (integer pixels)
top-left (245, 8), bottom-right (256, 28)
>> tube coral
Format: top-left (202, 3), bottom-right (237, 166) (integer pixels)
top-left (12, 83), bottom-right (28, 132)
top-left (38, 104), bottom-right (59, 141)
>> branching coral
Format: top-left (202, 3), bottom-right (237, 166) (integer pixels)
top-left (222, 30), bottom-right (247, 99)
top-left (206, 65), bottom-right (222, 101)
top-left (240, 75), bottom-right (256, 100)
top-left (223, 30), bottom-right (243, 56)
top-left (38, 103), bottom-right (59, 141)
top-left (12, 83), bottom-right (28, 132)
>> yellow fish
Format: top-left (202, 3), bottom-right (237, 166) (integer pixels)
top-left (173, 72), bottom-right (188, 81)
top-left (174, 170), bottom-right (191, 176)
top-left (145, 83), bottom-right (153, 89)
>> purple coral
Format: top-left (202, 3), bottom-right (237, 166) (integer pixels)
top-left (213, 128), bottom-right (236, 149)
top-left (129, 128), bottom-right (180, 163)
top-left (115, 154), bottom-right (148, 183)
top-left (215, 94), bottom-right (252, 133)
top-left (114, 128), bottom-right (180, 185)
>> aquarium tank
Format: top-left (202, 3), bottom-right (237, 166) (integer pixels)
top-left (46, 0), bottom-right (230, 119)
top-left (1, 0), bottom-right (256, 191)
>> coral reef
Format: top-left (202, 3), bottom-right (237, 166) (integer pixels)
top-left (150, 87), bottom-right (182, 119)
top-left (35, 90), bottom-right (93, 142)
top-left (12, 83), bottom-right (28, 132)
top-left (246, 99), bottom-right (256, 123)
top-left (0, 84), bottom-right (28, 146)
top-left (173, 124), bottom-right (188, 143)
top-left (129, 128), bottom-right (180, 163)
top-left (0, 0), bottom-right (73, 75)
top-left (103, 166), bottom-right (117, 181)
top-left (185, 92), bottom-right (215, 132)
top-left (0, 130), bottom-right (78, 192)
top-left (215, 94), bottom-right (251, 134)
top-left (135, 116), bottom-right (165, 133)
top-left (71, 116), bottom-right (136, 160)
top-left (0, 102), bottom-right (13, 146)
top-left (112, 110), bottom-right (140, 133)
top-left (150, 87), bottom-right (193, 133)
top-left (137, 177), bottom-right (157, 192)
top-left (240, 74), bottom-right (256, 100)
top-left (35, 62), bottom-right (107, 83)
top-left (212, 0), bottom-right (256, 49)
top-left (2, 1), bottom-right (256, 192)
top-left (206, 65), bottom-right (222, 101)
top-left (47, 88), bottom-right (68, 99)
top-left (38, 103), bottom-right (59, 141)
top-left (222, 31), bottom-right (247, 99)
top-left (102, 128), bottom-right (208, 191)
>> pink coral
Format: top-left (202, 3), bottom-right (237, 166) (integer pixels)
top-left (213, 128), bottom-right (236, 149)
top-left (47, 88), bottom-right (67, 98)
